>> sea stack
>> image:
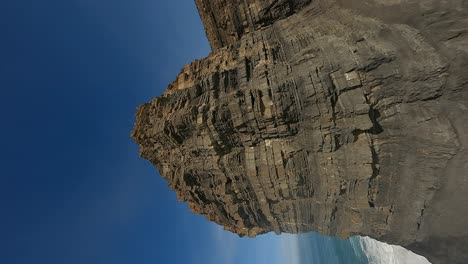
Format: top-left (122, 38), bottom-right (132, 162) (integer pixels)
top-left (132, 1), bottom-right (468, 263)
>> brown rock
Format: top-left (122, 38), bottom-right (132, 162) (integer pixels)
top-left (132, 1), bottom-right (468, 263)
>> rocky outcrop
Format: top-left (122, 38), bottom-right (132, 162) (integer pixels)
top-left (132, 1), bottom-right (468, 263)
top-left (194, 0), bottom-right (312, 49)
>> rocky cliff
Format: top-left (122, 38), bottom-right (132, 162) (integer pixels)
top-left (132, 1), bottom-right (468, 263)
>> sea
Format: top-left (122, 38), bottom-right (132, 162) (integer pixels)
top-left (297, 233), bottom-right (431, 264)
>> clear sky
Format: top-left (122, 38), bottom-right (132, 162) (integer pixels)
top-left (1, 1), bottom-right (301, 264)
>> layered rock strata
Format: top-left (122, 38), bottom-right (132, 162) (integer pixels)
top-left (132, 1), bottom-right (468, 263)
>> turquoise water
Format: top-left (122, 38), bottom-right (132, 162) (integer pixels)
top-left (296, 233), bottom-right (432, 264)
top-left (297, 233), bottom-right (368, 264)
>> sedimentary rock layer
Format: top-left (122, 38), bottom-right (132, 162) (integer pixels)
top-left (194, 0), bottom-right (312, 49)
top-left (132, 1), bottom-right (468, 263)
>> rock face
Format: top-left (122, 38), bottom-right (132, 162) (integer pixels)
top-left (132, 1), bottom-right (468, 263)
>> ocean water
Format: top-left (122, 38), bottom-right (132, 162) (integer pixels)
top-left (297, 233), bottom-right (431, 264)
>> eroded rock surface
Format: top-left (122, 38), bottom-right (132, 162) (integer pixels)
top-left (132, 1), bottom-right (468, 263)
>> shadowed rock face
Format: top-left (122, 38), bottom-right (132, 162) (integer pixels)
top-left (132, 1), bottom-right (468, 263)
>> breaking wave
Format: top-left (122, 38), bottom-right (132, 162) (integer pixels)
top-left (350, 236), bottom-right (431, 264)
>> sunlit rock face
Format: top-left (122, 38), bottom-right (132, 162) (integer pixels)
top-left (132, 1), bottom-right (468, 263)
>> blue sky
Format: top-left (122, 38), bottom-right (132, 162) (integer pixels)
top-left (0, 1), bottom-right (302, 263)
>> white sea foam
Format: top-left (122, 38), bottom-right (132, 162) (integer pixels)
top-left (352, 236), bottom-right (431, 264)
